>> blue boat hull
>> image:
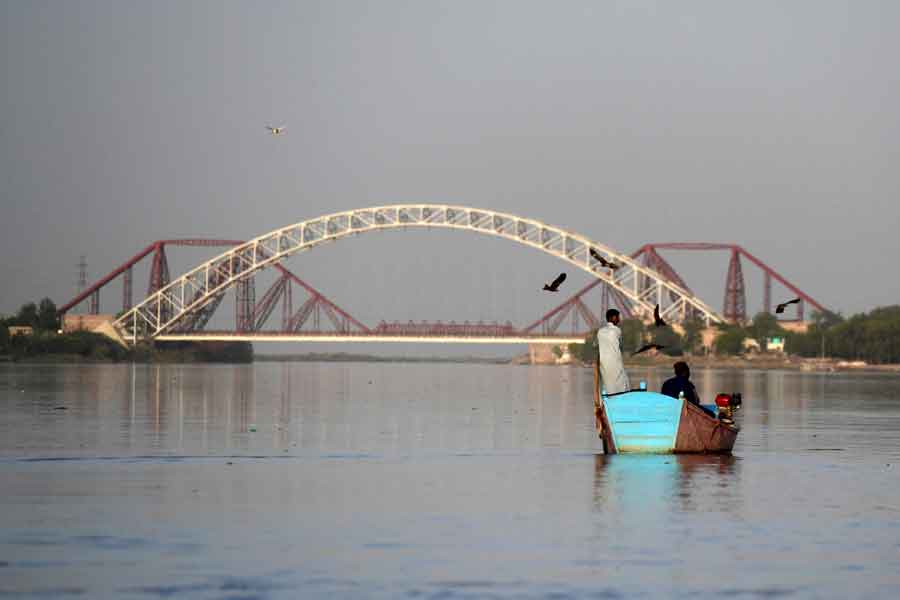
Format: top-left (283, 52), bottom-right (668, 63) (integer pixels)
top-left (602, 391), bottom-right (738, 454)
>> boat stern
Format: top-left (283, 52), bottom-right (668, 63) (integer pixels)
top-left (603, 391), bottom-right (683, 453)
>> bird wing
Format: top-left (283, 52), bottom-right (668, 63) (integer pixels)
top-left (590, 248), bottom-right (611, 266)
top-left (776, 298), bottom-right (800, 313)
top-left (551, 272), bottom-right (566, 288)
top-left (633, 343), bottom-right (664, 356)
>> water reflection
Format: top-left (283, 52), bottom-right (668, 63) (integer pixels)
top-left (5, 363), bottom-right (900, 598)
top-left (9, 362), bottom-right (900, 462)
top-left (593, 453), bottom-right (742, 514)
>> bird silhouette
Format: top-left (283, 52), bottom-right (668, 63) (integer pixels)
top-left (775, 298), bottom-right (801, 314)
top-left (589, 247), bottom-right (620, 270)
top-left (543, 272), bottom-right (567, 292)
top-left (266, 126), bottom-right (286, 135)
top-left (653, 304), bottom-right (667, 327)
top-left (632, 343), bottom-right (665, 356)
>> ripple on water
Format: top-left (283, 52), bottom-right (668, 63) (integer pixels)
top-left (713, 587), bottom-right (801, 598)
top-left (0, 588), bottom-right (87, 598)
top-left (126, 574), bottom-right (297, 598)
top-left (3, 364), bottom-right (900, 598)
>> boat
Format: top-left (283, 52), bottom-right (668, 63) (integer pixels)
top-left (596, 389), bottom-right (741, 454)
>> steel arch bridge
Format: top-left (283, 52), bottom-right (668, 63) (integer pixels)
top-left (113, 205), bottom-right (724, 343)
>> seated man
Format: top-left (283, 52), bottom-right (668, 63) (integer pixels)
top-left (661, 361), bottom-right (714, 416)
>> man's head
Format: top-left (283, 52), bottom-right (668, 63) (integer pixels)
top-left (605, 309), bottom-right (620, 326)
top-left (673, 361), bottom-right (690, 379)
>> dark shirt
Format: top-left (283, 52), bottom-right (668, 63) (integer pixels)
top-left (661, 375), bottom-right (701, 406)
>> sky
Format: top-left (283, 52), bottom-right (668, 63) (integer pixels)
top-left (2, 1), bottom-right (899, 343)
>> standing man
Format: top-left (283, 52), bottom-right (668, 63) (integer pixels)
top-left (596, 309), bottom-right (631, 394)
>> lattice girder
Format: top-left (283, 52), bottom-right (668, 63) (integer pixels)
top-left (115, 205), bottom-right (724, 342)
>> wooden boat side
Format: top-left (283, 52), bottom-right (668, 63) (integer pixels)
top-left (600, 391), bottom-right (740, 454)
top-left (673, 401), bottom-right (739, 454)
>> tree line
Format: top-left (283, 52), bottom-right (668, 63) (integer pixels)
top-left (568, 317), bottom-right (697, 364)
top-left (568, 305), bottom-right (900, 365)
top-left (1, 298), bottom-right (61, 353)
top-left (1, 298), bottom-right (60, 333)
top-left (1, 298), bottom-right (251, 362)
top-left (0, 297), bottom-right (130, 360)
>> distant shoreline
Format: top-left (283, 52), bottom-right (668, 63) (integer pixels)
top-left (254, 353), bottom-right (510, 365)
top-left (621, 354), bottom-right (900, 374)
top-left (6, 351), bottom-right (900, 373)
top-left (262, 352), bottom-right (900, 372)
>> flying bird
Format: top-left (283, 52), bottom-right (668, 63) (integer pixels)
top-left (632, 343), bottom-right (665, 356)
top-left (589, 247), bottom-right (620, 270)
top-left (266, 126), bottom-right (286, 135)
top-left (543, 272), bottom-right (567, 292)
top-left (775, 298), bottom-right (801, 314)
top-left (653, 304), bottom-right (667, 327)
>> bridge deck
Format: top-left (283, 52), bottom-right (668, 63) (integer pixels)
top-left (154, 332), bottom-right (586, 344)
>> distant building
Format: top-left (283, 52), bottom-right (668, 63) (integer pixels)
top-left (7, 326), bottom-right (33, 337)
top-left (766, 336), bottom-right (786, 353)
top-left (700, 327), bottom-right (721, 353)
top-left (62, 314), bottom-right (115, 333)
top-left (777, 320), bottom-right (809, 334)
top-left (529, 343), bottom-right (565, 365)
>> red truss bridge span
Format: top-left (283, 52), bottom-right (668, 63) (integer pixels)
top-left (58, 206), bottom-right (825, 344)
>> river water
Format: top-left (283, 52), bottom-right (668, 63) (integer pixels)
top-left (1, 362), bottom-right (899, 599)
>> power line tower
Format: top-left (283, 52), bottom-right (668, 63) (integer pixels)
top-left (77, 256), bottom-right (87, 296)
top-left (77, 255), bottom-right (99, 314)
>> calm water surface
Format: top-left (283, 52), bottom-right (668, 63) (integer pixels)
top-left (2, 362), bottom-right (900, 599)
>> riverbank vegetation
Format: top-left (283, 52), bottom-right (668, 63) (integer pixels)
top-left (568, 305), bottom-right (900, 365)
top-left (1, 298), bottom-right (252, 363)
top-left (256, 353), bottom-right (509, 364)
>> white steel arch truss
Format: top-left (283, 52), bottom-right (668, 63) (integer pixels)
top-left (114, 205), bottom-right (724, 342)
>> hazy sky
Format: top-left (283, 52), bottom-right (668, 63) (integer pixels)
top-left (3, 1), bottom-right (899, 333)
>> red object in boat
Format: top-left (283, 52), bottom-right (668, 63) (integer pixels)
top-left (715, 393), bottom-right (732, 407)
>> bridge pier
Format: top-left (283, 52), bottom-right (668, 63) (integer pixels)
top-left (528, 343), bottom-right (572, 365)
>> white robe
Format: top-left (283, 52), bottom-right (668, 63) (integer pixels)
top-left (596, 323), bottom-right (631, 394)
